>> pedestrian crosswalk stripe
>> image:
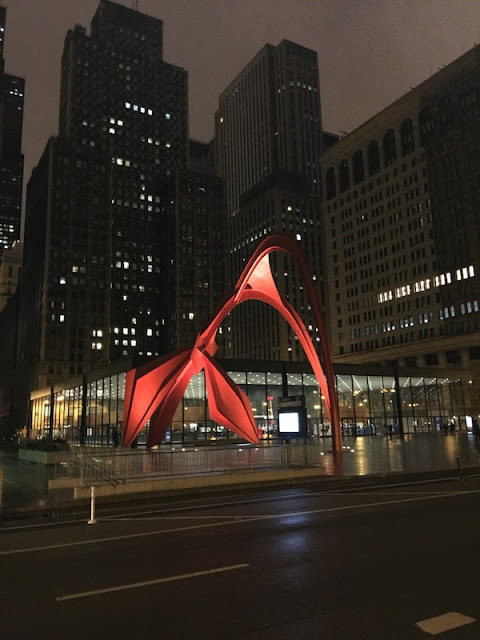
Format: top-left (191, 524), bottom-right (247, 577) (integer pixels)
top-left (416, 612), bottom-right (475, 635)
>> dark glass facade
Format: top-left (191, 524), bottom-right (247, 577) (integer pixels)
top-left (0, 6), bottom-right (24, 260)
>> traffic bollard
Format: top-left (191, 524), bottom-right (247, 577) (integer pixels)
top-left (87, 486), bottom-right (97, 525)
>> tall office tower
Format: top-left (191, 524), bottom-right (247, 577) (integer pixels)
top-left (322, 46), bottom-right (480, 370)
top-left (0, 6), bottom-right (24, 260)
top-left (158, 160), bottom-right (226, 355)
top-left (215, 40), bottom-right (325, 360)
top-left (19, 1), bottom-right (188, 388)
top-left (0, 239), bottom-right (22, 312)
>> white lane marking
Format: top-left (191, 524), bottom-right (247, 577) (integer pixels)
top-left (112, 515), bottom-right (252, 521)
top-left (344, 490), bottom-right (473, 496)
top-left (56, 563), bottom-right (249, 602)
top-left (2, 488), bottom-right (480, 556)
top-left (416, 612), bottom-right (476, 634)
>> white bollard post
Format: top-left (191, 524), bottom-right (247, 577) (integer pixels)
top-left (87, 485), bottom-right (97, 525)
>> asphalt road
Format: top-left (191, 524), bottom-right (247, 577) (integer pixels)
top-left (1, 476), bottom-right (480, 639)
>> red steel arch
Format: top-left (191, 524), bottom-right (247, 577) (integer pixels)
top-left (123, 233), bottom-right (342, 451)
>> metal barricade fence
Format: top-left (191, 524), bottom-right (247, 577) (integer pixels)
top-left (52, 442), bottom-right (325, 486)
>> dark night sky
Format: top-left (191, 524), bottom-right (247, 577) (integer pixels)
top-left (4, 0), bottom-right (480, 191)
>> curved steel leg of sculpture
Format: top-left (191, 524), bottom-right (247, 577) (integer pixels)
top-left (123, 233), bottom-right (341, 451)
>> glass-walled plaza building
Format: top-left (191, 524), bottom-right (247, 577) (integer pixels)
top-left (29, 358), bottom-right (473, 446)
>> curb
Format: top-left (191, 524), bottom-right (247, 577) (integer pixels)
top-left (2, 463), bottom-right (480, 523)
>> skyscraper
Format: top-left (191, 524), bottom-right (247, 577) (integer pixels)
top-left (158, 153), bottom-right (226, 355)
top-left (215, 40), bottom-right (325, 360)
top-left (322, 45), bottom-right (480, 369)
top-left (0, 5), bottom-right (24, 260)
top-left (19, 1), bottom-right (188, 388)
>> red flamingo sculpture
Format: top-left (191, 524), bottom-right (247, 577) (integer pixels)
top-left (123, 233), bottom-right (342, 451)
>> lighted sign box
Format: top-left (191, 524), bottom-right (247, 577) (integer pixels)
top-left (278, 399), bottom-right (307, 438)
top-left (279, 411), bottom-right (300, 434)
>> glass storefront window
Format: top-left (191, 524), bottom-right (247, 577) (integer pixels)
top-left (185, 372), bottom-right (206, 443)
top-left (302, 373), bottom-right (323, 437)
top-left (266, 372), bottom-right (283, 439)
top-left (27, 364), bottom-right (472, 445)
top-left (352, 375), bottom-right (374, 435)
top-left (247, 371), bottom-right (267, 437)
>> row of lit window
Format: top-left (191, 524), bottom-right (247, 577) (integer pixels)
top-left (350, 299), bottom-right (480, 339)
top-left (112, 326), bottom-right (158, 337)
top-left (124, 102), bottom-right (153, 115)
top-left (377, 265), bottom-right (475, 303)
top-left (113, 157), bottom-right (131, 167)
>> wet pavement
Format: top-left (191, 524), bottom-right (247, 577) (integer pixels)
top-left (322, 431), bottom-right (480, 476)
top-left (1, 431), bottom-right (480, 510)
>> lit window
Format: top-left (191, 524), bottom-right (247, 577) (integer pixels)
top-left (131, 340), bottom-right (136, 346)
top-left (117, 120), bottom-right (123, 126)
top-left (133, 104), bottom-right (138, 111)
top-left (463, 267), bottom-right (469, 279)
top-left (97, 330), bottom-right (103, 337)
top-left (296, 234), bottom-right (301, 241)
top-left (59, 277), bottom-right (66, 285)
top-left (188, 313), bottom-right (194, 320)
top-left (59, 315), bottom-right (65, 323)
top-left (109, 117), bottom-right (115, 124)
top-left (91, 342), bottom-right (96, 350)
top-left (109, 128), bottom-right (115, 134)
top-left (116, 158), bottom-right (123, 165)
top-left (114, 327), bottom-right (119, 334)
top-left (96, 343), bottom-right (102, 350)
top-left (165, 113), bottom-right (171, 119)
top-left (72, 266), bottom-right (78, 273)
top-left (140, 106), bottom-right (146, 113)
top-left (147, 328), bottom-right (153, 336)
top-left (124, 261), bottom-right (129, 269)
top-left (165, 142), bottom-right (171, 148)
top-left (469, 265), bottom-right (475, 277)
top-left (125, 102), bottom-right (131, 109)
top-left (147, 109), bottom-right (153, 115)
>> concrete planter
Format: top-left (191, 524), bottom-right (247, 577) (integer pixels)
top-left (18, 448), bottom-right (69, 465)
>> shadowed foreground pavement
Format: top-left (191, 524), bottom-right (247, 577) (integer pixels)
top-left (1, 474), bottom-right (480, 639)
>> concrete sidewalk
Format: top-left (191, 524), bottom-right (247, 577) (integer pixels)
top-left (1, 432), bottom-right (480, 512)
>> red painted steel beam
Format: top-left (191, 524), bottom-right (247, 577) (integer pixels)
top-left (123, 233), bottom-right (342, 451)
